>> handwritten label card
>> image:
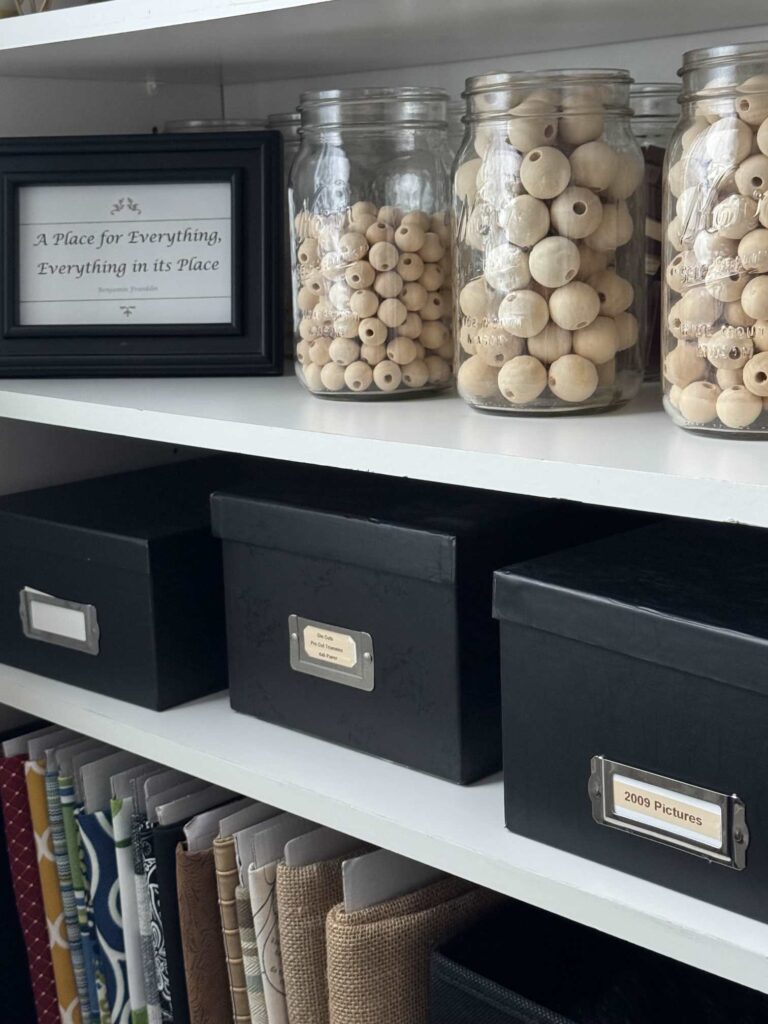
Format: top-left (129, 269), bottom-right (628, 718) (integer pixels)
top-left (18, 182), bottom-right (233, 326)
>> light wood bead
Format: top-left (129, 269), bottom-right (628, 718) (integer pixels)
top-left (401, 211), bottom-right (431, 231)
top-left (550, 187), bottom-right (603, 240)
top-left (315, 298), bottom-right (336, 320)
top-left (343, 360), bottom-right (373, 393)
top-left (735, 154), bottom-right (768, 197)
top-left (497, 355), bottom-right (547, 404)
top-left (411, 340), bottom-right (426, 360)
top-left (752, 319), bottom-right (768, 351)
top-left (667, 217), bottom-right (684, 253)
top-left (399, 312), bottom-right (423, 339)
top-left (297, 286), bottom-right (319, 313)
top-left (678, 380), bottom-right (720, 423)
top-left (377, 298), bottom-right (407, 328)
top-left (584, 201), bottom-right (633, 252)
top-left (320, 252), bottom-right (347, 280)
top-left (548, 353), bottom-right (599, 402)
top-left (308, 337), bottom-right (332, 366)
top-left (484, 243), bottom-right (531, 292)
top-left (704, 260), bottom-right (749, 301)
top-left (425, 355), bottom-right (453, 384)
top-left (703, 329), bottom-right (753, 369)
top-left (569, 141), bottom-right (618, 194)
top-left (712, 195), bottom-right (758, 239)
top-left (366, 221), bottom-right (396, 244)
top-left (338, 232), bottom-right (369, 262)
top-left (401, 359), bottom-right (430, 388)
top-left (458, 354), bottom-right (500, 400)
top-left (333, 313), bottom-right (360, 339)
top-left (724, 300), bottom-right (756, 327)
top-left (419, 264), bottom-right (444, 292)
top-left (501, 195), bottom-right (550, 247)
top-left (758, 117), bottom-right (768, 157)
top-left (499, 289), bottom-right (550, 338)
top-left (328, 337), bottom-right (361, 366)
top-left (734, 79), bottom-right (768, 127)
top-left (420, 292), bottom-right (446, 321)
top-left (296, 339), bottom-right (311, 365)
top-left (460, 277), bottom-right (497, 319)
top-left (328, 280), bottom-right (352, 309)
top-left (597, 358), bottom-right (616, 387)
top-left (350, 290), bottom-right (379, 318)
top-left (693, 230), bottom-right (738, 264)
top-left (305, 271), bottom-right (325, 297)
top-left (716, 384), bottom-right (763, 427)
top-left (418, 233), bottom-right (445, 263)
top-left (549, 281), bottom-right (600, 331)
top-left (665, 251), bottom-right (701, 294)
top-left (614, 311), bottom-right (640, 351)
top-left (345, 260), bottom-right (376, 290)
top-left (360, 342), bottom-right (387, 365)
top-left (298, 317), bottom-right (318, 341)
top-left (529, 236), bottom-right (580, 289)
top-left (297, 238), bottom-right (320, 267)
top-left (667, 383), bottom-right (682, 409)
top-left (386, 336), bottom-right (419, 365)
top-left (506, 106), bottom-right (558, 152)
top-left (347, 214), bottom-right (378, 236)
top-left (520, 146), bottom-right (571, 199)
top-left (741, 275), bottom-right (768, 319)
top-left (358, 317), bottom-right (388, 346)
top-left (431, 214), bottom-right (451, 245)
top-left (320, 361), bottom-right (347, 391)
top-left (302, 362), bottom-right (324, 391)
top-left (436, 338), bottom-right (454, 361)
top-left (397, 253), bottom-right (425, 282)
top-left (743, 351), bottom-right (768, 395)
top-left (394, 223), bottom-right (426, 253)
top-left (527, 323), bottom-right (572, 363)
top-left (377, 206), bottom-right (402, 226)
top-left (575, 245), bottom-right (610, 281)
top-left (374, 271), bottom-right (403, 299)
top-left (368, 241), bottom-right (399, 272)
top-left (572, 315), bottom-right (617, 365)
top-left (459, 324), bottom-right (477, 354)
top-left (716, 366), bottom-right (744, 388)
top-left (605, 150), bottom-right (645, 201)
top-left (455, 158), bottom-right (481, 204)
top-left (475, 326), bottom-right (525, 366)
top-left (737, 228), bottom-right (768, 273)
top-left (400, 282), bottom-right (428, 312)
top-left (668, 286), bottom-right (722, 337)
top-left (663, 341), bottom-right (708, 387)
top-left (351, 201), bottom-right (377, 220)
top-left (421, 321), bottom-right (449, 350)
top-left (559, 111), bottom-right (605, 147)
top-left (704, 117), bottom-right (753, 164)
top-left (373, 359), bottom-right (403, 392)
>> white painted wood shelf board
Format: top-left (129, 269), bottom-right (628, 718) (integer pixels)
top-left (0, 663), bottom-right (766, 993)
top-left (0, 378), bottom-right (765, 527)
top-left (0, 0), bottom-right (767, 82)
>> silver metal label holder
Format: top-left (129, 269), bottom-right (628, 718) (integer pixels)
top-left (289, 614), bottom-right (374, 691)
top-left (19, 588), bottom-right (100, 656)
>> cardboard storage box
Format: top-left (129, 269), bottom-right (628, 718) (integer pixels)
top-left (495, 519), bottom-right (768, 921)
top-left (212, 475), bottom-right (641, 783)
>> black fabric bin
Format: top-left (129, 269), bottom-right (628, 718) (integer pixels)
top-left (430, 902), bottom-right (768, 1023)
top-left (494, 518), bottom-right (768, 921)
top-left (212, 474), bottom-right (644, 783)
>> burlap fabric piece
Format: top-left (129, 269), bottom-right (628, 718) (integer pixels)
top-left (326, 877), bottom-right (503, 1024)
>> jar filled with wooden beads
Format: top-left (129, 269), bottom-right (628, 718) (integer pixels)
top-left (291, 87), bottom-right (454, 397)
top-left (663, 43), bottom-right (768, 435)
top-left (454, 70), bottom-right (646, 414)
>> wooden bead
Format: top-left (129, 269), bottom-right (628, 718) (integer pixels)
top-left (584, 201), bottom-right (633, 252)
top-left (724, 300), bottom-right (755, 327)
top-left (663, 341), bottom-right (708, 387)
top-left (308, 337), bottom-right (332, 365)
top-left (575, 244), bottom-right (609, 281)
top-left (297, 285), bottom-right (319, 313)
top-left (320, 252), bottom-right (347, 280)
top-left (665, 251), bottom-right (701, 294)
top-left (368, 241), bottom-right (399, 272)
top-left (614, 311), bottom-right (640, 351)
top-left (394, 223), bottom-right (426, 253)
top-left (572, 315), bottom-right (617, 365)
top-left (297, 238), bottom-right (320, 267)
top-left (497, 355), bottom-right (547, 404)
top-left (678, 380), bottom-right (720, 423)
top-left (329, 338), bottom-right (360, 366)
top-left (431, 213), bottom-right (451, 245)
top-left (735, 154), bottom-right (768, 197)
top-left (703, 329), bottom-right (753, 369)
top-left (499, 289), bottom-right (550, 338)
top-left (716, 384), bottom-right (763, 427)
top-left (587, 269), bottom-right (633, 315)
top-left (348, 214), bottom-right (378, 236)
top-left (328, 280), bottom-right (351, 309)
top-left (295, 339), bottom-right (311, 365)
top-left (743, 351), bottom-right (768, 395)
top-left (378, 298), bottom-right (407, 328)
top-left (475, 326), bottom-right (524, 366)
top-left (436, 338), bottom-right (454, 361)
top-left (668, 286), bottom-right (721, 337)
top-left (421, 321), bottom-right (449, 350)
top-left (704, 259), bottom-right (749, 301)
top-left (411, 341), bottom-right (426, 360)
top-left (402, 359), bottom-right (430, 388)
top-left (358, 317), bottom-right (387, 346)
top-left (401, 211), bottom-right (431, 231)
top-left (374, 271), bottom-right (403, 299)
top-left (377, 206), bottom-right (402, 226)
top-left (320, 360), bottom-right (346, 391)
top-left (420, 292), bottom-right (446, 321)
top-left (459, 324), bottom-right (477, 354)
top-left (373, 359), bottom-right (403, 392)
top-left (455, 158), bottom-right (481, 204)
top-left (667, 217), bottom-right (684, 253)
top-left (333, 313), bottom-right (360, 339)
top-left (548, 353), bottom-right (599, 402)
top-left (425, 355), bottom-right (453, 384)
top-left (344, 360), bottom-right (374, 393)
top-left (484, 243), bottom-right (531, 292)
top-left (693, 230), bottom-right (738, 264)
top-left (605, 149), bottom-right (645, 201)
top-left (712, 195), bottom-right (758, 239)
top-left (569, 141), bottom-right (618, 194)
top-left (351, 200), bottom-right (377, 220)
top-left (737, 228), bottom-right (768, 273)
top-left (345, 260), bottom-right (375, 290)
top-left (386, 336), bottom-right (419, 365)
top-left (501, 195), bottom-right (550, 247)
top-left (735, 78), bottom-right (768, 126)
top-left (338, 232), bottom-right (368, 262)
top-left (460, 277), bottom-right (496, 319)
top-left (559, 111), bottom-right (605, 147)
top-left (299, 317), bottom-right (319, 341)
top-left (419, 264), bottom-right (444, 292)
top-left (527, 322), bottom-right (572, 363)
top-left (704, 116), bottom-right (753, 164)
top-left (506, 105), bottom-right (558, 152)
top-left (753, 319), bottom-right (768, 351)
top-left (302, 362), bottom-right (324, 392)
top-left (304, 271), bottom-right (325, 297)
top-left (529, 236), bottom-right (580, 288)
top-left (520, 146), bottom-right (571, 199)
top-left (596, 358), bottom-right (616, 387)
top-left (716, 366), bottom-right (744, 388)
top-left (550, 187), bottom-right (603, 240)
top-left (366, 221), bottom-right (396, 244)
top-left (741, 275), bottom-right (768, 319)
top-left (360, 343), bottom-right (387, 365)
top-left (350, 290), bottom-right (379, 318)
top-left (418, 233), bottom-right (445, 263)
top-left (400, 282), bottom-right (428, 312)
top-left (758, 116), bottom-right (768, 157)
top-left (667, 383), bottom-right (682, 409)
top-left (549, 281), bottom-right (600, 331)
top-left (397, 253), bottom-right (425, 282)
top-left (458, 354), bottom-right (500, 400)
top-left (399, 312), bottom-right (423, 339)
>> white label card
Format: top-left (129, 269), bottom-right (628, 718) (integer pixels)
top-left (18, 182), bottom-right (232, 326)
top-left (29, 598), bottom-right (87, 642)
top-left (612, 774), bottom-right (723, 849)
top-left (302, 625), bottom-right (358, 669)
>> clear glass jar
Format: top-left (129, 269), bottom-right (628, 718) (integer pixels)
top-left (454, 70), bottom-right (646, 414)
top-left (448, 100), bottom-right (466, 156)
top-left (630, 83), bottom-right (679, 380)
top-left (290, 87), bottom-right (454, 398)
top-left (163, 119), bottom-right (265, 132)
top-left (662, 44), bottom-right (768, 435)
top-left (268, 111), bottom-right (302, 348)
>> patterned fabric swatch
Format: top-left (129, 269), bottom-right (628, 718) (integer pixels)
top-left (111, 798), bottom-right (148, 1024)
top-left (46, 762), bottom-right (91, 1022)
top-left (60, 774), bottom-right (110, 1024)
top-left (131, 814), bottom-right (161, 1024)
top-left (214, 836), bottom-right (250, 1023)
top-left (152, 823), bottom-right (193, 1024)
top-left (0, 753), bottom-right (60, 1024)
top-left (25, 758), bottom-right (81, 1024)
top-left (248, 862), bottom-right (288, 1024)
top-left (0, 768), bottom-right (37, 1024)
top-left (176, 844), bottom-right (233, 1024)
top-left (78, 809), bottom-right (130, 1024)
top-left (143, 829), bottom-right (172, 1023)
top-left (236, 883), bottom-right (267, 1024)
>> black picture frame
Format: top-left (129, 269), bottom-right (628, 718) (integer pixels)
top-left (0, 132), bottom-right (284, 377)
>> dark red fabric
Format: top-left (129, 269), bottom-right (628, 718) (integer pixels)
top-left (0, 755), bottom-right (59, 1024)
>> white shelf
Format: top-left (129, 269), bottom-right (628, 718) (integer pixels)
top-left (0, 0), bottom-right (766, 83)
top-left (0, 663), bottom-right (767, 993)
top-left (0, 377), bottom-right (766, 527)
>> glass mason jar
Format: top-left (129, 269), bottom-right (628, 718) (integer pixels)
top-left (290, 87), bottom-right (454, 398)
top-left (663, 44), bottom-right (768, 435)
top-left (448, 100), bottom-right (466, 157)
top-left (630, 83), bottom-right (679, 380)
top-left (268, 111), bottom-right (302, 348)
top-left (454, 70), bottom-right (646, 414)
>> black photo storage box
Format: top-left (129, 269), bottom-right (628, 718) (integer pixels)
top-left (0, 456), bottom-right (253, 710)
top-left (494, 519), bottom-right (768, 922)
top-left (430, 902), bottom-right (768, 1023)
top-left (212, 476), bottom-right (642, 783)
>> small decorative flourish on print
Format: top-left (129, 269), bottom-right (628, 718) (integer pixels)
top-left (110, 197), bottom-right (142, 216)
top-left (120, 306), bottom-right (136, 318)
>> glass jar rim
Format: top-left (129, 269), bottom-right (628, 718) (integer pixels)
top-left (629, 82), bottom-right (680, 117)
top-left (299, 87), bottom-right (449, 129)
top-left (680, 41), bottom-right (768, 76)
top-left (464, 68), bottom-right (632, 96)
top-left (301, 86), bottom-right (449, 105)
top-left (268, 111), bottom-right (300, 125)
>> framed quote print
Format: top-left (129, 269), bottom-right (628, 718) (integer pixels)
top-left (0, 131), bottom-right (283, 376)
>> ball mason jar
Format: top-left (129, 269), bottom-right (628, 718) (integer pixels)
top-left (290, 87), bottom-right (454, 398)
top-left (663, 44), bottom-right (768, 435)
top-left (268, 111), bottom-right (302, 348)
top-left (630, 83), bottom-right (679, 380)
top-left (454, 70), bottom-right (646, 414)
